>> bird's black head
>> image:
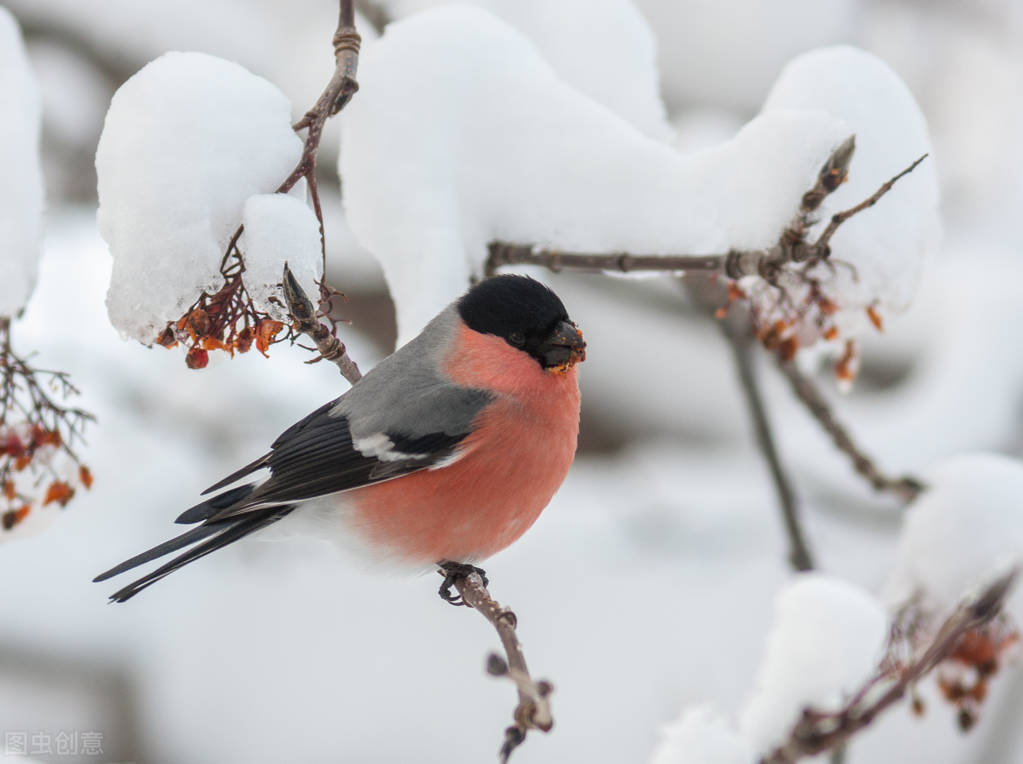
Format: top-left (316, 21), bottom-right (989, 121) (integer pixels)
top-left (457, 275), bottom-right (586, 370)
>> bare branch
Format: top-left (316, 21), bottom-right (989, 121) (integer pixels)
top-left (762, 569), bottom-right (1019, 764)
top-left (282, 0), bottom-right (361, 257)
top-left (442, 569), bottom-right (554, 762)
top-left (485, 244), bottom-right (724, 278)
top-left (282, 265), bottom-right (363, 384)
top-left (777, 360), bottom-right (924, 503)
top-left (730, 336), bottom-right (815, 571)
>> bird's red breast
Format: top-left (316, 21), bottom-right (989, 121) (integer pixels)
top-left (347, 322), bottom-right (581, 564)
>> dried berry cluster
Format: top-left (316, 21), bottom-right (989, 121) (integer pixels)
top-left (934, 620), bottom-right (1020, 730)
top-left (0, 320), bottom-right (94, 533)
top-left (715, 272), bottom-right (884, 383)
top-left (155, 240), bottom-right (287, 369)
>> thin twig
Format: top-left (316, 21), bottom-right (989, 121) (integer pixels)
top-left (777, 360), bottom-right (924, 503)
top-left (813, 154), bottom-right (929, 254)
top-left (762, 569), bottom-right (1019, 764)
top-left (686, 279), bottom-right (815, 571)
top-left (442, 569), bottom-right (553, 762)
top-left (730, 334), bottom-right (815, 571)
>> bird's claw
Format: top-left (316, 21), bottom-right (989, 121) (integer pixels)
top-left (437, 561), bottom-right (489, 606)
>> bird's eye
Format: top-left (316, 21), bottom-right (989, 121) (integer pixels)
top-left (508, 331), bottom-right (526, 347)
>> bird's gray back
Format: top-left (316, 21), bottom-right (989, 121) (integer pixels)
top-left (334, 306), bottom-right (492, 440)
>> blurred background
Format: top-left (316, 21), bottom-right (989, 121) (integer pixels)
top-left (1, 0), bottom-right (1022, 761)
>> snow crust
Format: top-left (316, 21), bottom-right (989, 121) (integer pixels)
top-left (886, 453), bottom-right (1023, 622)
top-left (240, 194), bottom-right (322, 322)
top-left (738, 573), bottom-right (888, 752)
top-left (0, 7), bottom-right (44, 317)
top-left (761, 46), bottom-right (941, 340)
top-left (341, 6), bottom-right (849, 344)
top-left (96, 51), bottom-right (303, 343)
top-left (379, 0), bottom-right (673, 142)
top-left (650, 705), bottom-right (752, 764)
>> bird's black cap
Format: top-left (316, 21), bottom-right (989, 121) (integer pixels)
top-left (458, 275), bottom-right (582, 368)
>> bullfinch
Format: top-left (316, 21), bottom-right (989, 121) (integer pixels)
top-left (95, 275), bottom-right (585, 603)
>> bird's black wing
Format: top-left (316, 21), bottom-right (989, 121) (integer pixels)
top-left (95, 387), bottom-right (493, 601)
top-left (181, 389), bottom-right (491, 524)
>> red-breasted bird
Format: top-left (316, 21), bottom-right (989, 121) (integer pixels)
top-left (95, 275), bottom-right (585, 603)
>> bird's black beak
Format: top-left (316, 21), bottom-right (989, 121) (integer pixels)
top-left (539, 320), bottom-right (586, 372)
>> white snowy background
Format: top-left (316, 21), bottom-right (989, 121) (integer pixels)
top-left (1, 1), bottom-right (1023, 762)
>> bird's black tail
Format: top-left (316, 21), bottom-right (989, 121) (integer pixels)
top-left (94, 484), bottom-right (295, 603)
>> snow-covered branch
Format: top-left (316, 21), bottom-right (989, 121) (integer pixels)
top-left (486, 145), bottom-right (928, 365)
top-left (96, 0), bottom-right (366, 382)
top-left (762, 569), bottom-right (1018, 764)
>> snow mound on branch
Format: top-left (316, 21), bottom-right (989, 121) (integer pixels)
top-left (738, 573), bottom-right (887, 752)
top-left (96, 51), bottom-right (303, 343)
top-left (379, 0), bottom-right (672, 142)
top-left (240, 194), bottom-right (322, 322)
top-left (341, 6), bottom-right (849, 344)
top-left (0, 8), bottom-right (44, 318)
top-left (886, 453), bottom-right (1023, 622)
top-left (650, 705), bottom-right (752, 764)
top-left (762, 46), bottom-right (941, 340)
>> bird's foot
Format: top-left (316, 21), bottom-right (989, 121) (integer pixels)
top-left (437, 561), bottom-right (489, 606)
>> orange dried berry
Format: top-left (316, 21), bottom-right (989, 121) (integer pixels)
top-left (236, 326), bottom-right (254, 354)
top-left (779, 336), bottom-right (799, 362)
top-left (824, 326), bottom-right (840, 341)
top-left (31, 425), bottom-right (61, 448)
top-left (14, 505), bottom-right (29, 523)
top-left (2, 480), bottom-right (14, 500)
top-left (255, 319), bottom-right (284, 356)
top-left (866, 304), bottom-right (884, 331)
top-left (185, 308), bottom-right (211, 339)
top-left (43, 480), bottom-right (74, 507)
top-left (957, 708), bottom-right (976, 732)
top-left (186, 347), bottom-right (209, 370)
top-left (13, 455), bottom-right (32, 471)
top-left (0, 433), bottom-right (25, 458)
top-left (1, 508), bottom-right (22, 530)
top-left (818, 297), bottom-right (839, 315)
top-left (201, 336), bottom-right (232, 354)
top-left (835, 340), bottom-right (857, 382)
top-left (727, 282), bottom-right (747, 301)
top-left (79, 465), bottom-right (93, 489)
top-left (156, 326), bottom-right (178, 348)
top-left (968, 681), bottom-right (988, 703)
